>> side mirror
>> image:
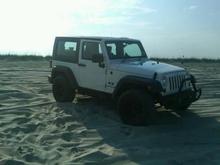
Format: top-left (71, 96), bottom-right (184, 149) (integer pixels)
top-left (91, 54), bottom-right (104, 63)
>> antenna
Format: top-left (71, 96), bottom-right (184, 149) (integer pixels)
top-left (179, 48), bottom-right (184, 65)
top-left (181, 54), bottom-right (184, 64)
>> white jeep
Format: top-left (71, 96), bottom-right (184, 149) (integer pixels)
top-left (49, 36), bottom-right (201, 125)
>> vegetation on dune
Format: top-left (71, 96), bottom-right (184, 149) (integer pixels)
top-left (150, 57), bottom-right (220, 63)
top-left (0, 54), bottom-right (51, 61)
top-left (0, 54), bottom-right (219, 62)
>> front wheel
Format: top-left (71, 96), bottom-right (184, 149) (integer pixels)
top-left (52, 76), bottom-right (75, 102)
top-left (173, 102), bottom-right (191, 111)
top-left (117, 90), bottom-right (155, 126)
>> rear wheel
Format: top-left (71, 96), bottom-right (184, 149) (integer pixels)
top-left (52, 75), bottom-right (75, 102)
top-left (117, 89), bottom-right (155, 126)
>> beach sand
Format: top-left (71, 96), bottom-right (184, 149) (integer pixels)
top-left (0, 60), bottom-right (220, 164)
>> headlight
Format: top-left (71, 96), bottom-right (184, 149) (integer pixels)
top-left (161, 76), bottom-right (167, 88)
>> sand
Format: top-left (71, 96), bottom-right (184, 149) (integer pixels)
top-left (0, 60), bottom-right (220, 165)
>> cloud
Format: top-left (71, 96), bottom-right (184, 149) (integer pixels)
top-left (58, 0), bottom-right (157, 26)
top-left (188, 5), bottom-right (198, 10)
top-left (0, 0), bottom-right (158, 54)
top-left (0, 0), bottom-right (157, 35)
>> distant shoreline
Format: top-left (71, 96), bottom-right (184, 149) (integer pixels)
top-left (0, 54), bottom-right (219, 62)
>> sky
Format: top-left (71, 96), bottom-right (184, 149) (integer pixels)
top-left (0, 0), bottom-right (219, 58)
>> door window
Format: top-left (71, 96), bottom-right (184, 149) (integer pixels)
top-left (82, 41), bottom-right (102, 60)
top-left (106, 43), bottom-right (117, 58)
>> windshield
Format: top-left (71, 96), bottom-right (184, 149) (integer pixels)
top-left (105, 40), bottom-right (147, 59)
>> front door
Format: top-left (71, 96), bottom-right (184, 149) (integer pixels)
top-left (78, 40), bottom-right (106, 92)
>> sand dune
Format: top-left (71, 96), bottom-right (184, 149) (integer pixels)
top-left (0, 60), bottom-right (220, 164)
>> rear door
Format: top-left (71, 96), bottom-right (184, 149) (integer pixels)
top-left (78, 40), bottom-right (106, 92)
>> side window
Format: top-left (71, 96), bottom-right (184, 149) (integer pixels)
top-left (56, 40), bottom-right (79, 63)
top-left (82, 41), bottom-right (102, 60)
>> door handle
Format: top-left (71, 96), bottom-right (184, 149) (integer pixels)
top-left (78, 63), bottom-right (86, 67)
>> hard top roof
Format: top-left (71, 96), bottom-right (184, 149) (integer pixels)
top-left (55, 36), bottom-right (140, 41)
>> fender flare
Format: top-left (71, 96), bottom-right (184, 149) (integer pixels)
top-left (113, 76), bottom-right (163, 98)
top-left (51, 65), bottom-right (79, 88)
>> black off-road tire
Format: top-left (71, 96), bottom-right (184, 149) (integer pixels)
top-left (173, 102), bottom-right (191, 111)
top-left (117, 89), bottom-right (155, 126)
top-left (52, 76), bottom-right (75, 102)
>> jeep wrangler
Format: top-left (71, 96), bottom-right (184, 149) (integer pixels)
top-left (48, 37), bottom-right (201, 125)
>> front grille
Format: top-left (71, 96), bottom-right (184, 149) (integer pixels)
top-left (168, 74), bottom-right (186, 91)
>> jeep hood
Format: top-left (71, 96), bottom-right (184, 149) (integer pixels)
top-left (110, 59), bottom-right (185, 77)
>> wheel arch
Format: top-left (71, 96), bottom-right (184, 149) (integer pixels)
top-left (51, 65), bottom-right (79, 89)
top-left (113, 76), bottom-right (163, 100)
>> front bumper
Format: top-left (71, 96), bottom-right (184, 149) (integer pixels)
top-left (160, 75), bottom-right (201, 109)
top-left (179, 75), bottom-right (201, 101)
